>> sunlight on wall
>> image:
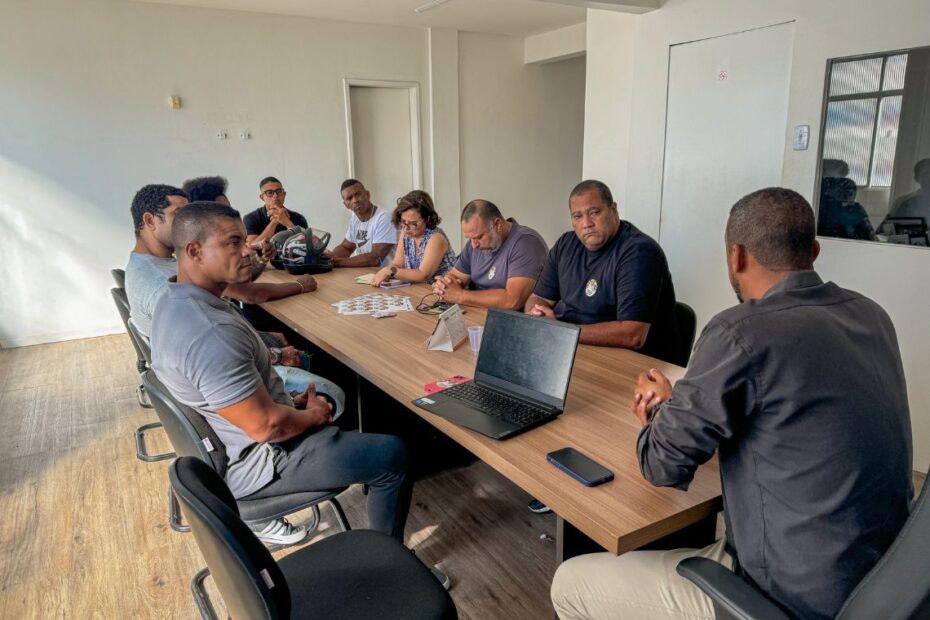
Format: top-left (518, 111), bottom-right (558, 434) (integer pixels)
top-left (0, 159), bottom-right (124, 347)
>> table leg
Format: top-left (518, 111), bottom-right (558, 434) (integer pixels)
top-left (355, 373), bottom-right (364, 432)
top-left (555, 516), bottom-right (604, 564)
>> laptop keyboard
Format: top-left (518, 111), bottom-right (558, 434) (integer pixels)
top-left (443, 383), bottom-right (554, 427)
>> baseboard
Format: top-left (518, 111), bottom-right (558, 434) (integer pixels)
top-left (0, 325), bottom-right (123, 349)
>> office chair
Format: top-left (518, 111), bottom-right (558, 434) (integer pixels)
top-left (169, 457), bottom-right (457, 620)
top-left (143, 371), bottom-right (355, 617)
top-left (110, 267), bottom-right (126, 289)
top-left (677, 477), bottom-right (930, 620)
top-left (141, 368), bottom-right (349, 531)
top-left (110, 287), bottom-right (175, 463)
top-left (674, 301), bottom-right (697, 367)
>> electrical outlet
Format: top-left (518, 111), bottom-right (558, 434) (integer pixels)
top-left (216, 130), bottom-right (228, 140)
top-left (239, 130), bottom-right (251, 140)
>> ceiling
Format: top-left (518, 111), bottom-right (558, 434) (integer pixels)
top-left (132, 0), bottom-right (587, 37)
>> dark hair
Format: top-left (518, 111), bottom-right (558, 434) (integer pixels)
top-left (130, 184), bottom-right (187, 238)
top-left (171, 201), bottom-right (242, 251)
top-left (340, 178), bottom-right (363, 193)
top-left (461, 199), bottom-right (502, 224)
top-left (726, 187), bottom-right (816, 271)
top-left (914, 158), bottom-right (930, 178)
top-left (821, 159), bottom-right (850, 178)
top-left (259, 176), bottom-right (281, 189)
top-left (570, 179), bottom-right (613, 206)
top-left (182, 176), bottom-right (228, 202)
top-left (392, 190), bottom-right (441, 229)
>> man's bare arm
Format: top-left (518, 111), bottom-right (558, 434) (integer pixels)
top-left (328, 239), bottom-right (356, 260)
top-left (223, 275), bottom-right (317, 304)
top-left (578, 320), bottom-right (650, 348)
top-left (333, 243), bottom-right (395, 268)
top-left (443, 276), bottom-right (537, 310)
top-left (215, 384), bottom-right (331, 443)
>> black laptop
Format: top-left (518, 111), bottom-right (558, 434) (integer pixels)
top-left (413, 308), bottom-right (581, 440)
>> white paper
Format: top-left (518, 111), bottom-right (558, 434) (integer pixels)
top-left (426, 304), bottom-right (467, 352)
top-left (332, 293), bottom-right (413, 316)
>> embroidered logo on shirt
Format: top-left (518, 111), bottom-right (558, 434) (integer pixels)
top-left (585, 278), bottom-right (598, 297)
top-left (488, 266), bottom-right (497, 280)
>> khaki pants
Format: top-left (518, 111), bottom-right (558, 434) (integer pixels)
top-left (551, 538), bottom-right (733, 620)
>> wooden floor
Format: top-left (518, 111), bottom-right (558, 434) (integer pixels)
top-left (1, 335), bottom-right (926, 619)
top-left (0, 335), bottom-right (559, 619)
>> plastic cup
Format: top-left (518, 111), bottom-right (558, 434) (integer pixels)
top-left (468, 326), bottom-right (484, 352)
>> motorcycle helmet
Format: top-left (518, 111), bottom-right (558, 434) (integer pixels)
top-left (269, 226), bottom-right (303, 270)
top-left (281, 227), bottom-right (334, 275)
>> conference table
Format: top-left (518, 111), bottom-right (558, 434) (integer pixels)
top-left (258, 267), bottom-right (722, 560)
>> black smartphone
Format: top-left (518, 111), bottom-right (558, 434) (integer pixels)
top-left (546, 447), bottom-right (614, 487)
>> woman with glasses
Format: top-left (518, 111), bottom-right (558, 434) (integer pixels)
top-left (372, 190), bottom-right (456, 286)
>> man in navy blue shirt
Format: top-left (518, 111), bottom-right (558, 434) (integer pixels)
top-left (526, 180), bottom-right (679, 364)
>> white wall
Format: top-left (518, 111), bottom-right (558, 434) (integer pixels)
top-left (459, 32), bottom-right (586, 246)
top-left (583, 0), bottom-right (930, 470)
top-left (0, 0), bottom-right (433, 347)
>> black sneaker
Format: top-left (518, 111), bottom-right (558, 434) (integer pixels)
top-left (528, 498), bottom-right (552, 514)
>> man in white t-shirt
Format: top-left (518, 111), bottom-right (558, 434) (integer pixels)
top-left (326, 179), bottom-right (397, 267)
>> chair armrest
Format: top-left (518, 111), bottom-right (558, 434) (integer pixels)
top-left (676, 558), bottom-right (791, 620)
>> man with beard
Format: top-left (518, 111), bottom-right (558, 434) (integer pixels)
top-left (551, 187), bottom-right (913, 620)
top-left (432, 199), bottom-right (548, 310)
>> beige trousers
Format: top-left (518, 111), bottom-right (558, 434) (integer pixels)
top-left (551, 538), bottom-right (733, 620)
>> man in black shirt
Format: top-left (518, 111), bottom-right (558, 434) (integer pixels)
top-left (525, 179), bottom-right (679, 364)
top-left (551, 187), bottom-right (913, 620)
top-left (243, 176), bottom-right (309, 244)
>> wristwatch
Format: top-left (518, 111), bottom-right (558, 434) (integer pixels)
top-left (269, 347), bottom-right (282, 365)
top-left (389, 265), bottom-right (398, 278)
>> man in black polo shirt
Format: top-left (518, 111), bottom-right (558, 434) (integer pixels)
top-left (526, 179), bottom-right (679, 364)
top-left (243, 176), bottom-right (309, 244)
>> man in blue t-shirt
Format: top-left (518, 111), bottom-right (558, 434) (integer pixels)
top-left (432, 199), bottom-right (548, 310)
top-left (526, 180), bottom-right (679, 365)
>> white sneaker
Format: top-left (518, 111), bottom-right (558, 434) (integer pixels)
top-left (431, 567), bottom-right (451, 591)
top-left (254, 518), bottom-right (308, 546)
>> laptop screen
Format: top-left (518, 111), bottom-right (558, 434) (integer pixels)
top-left (475, 309), bottom-right (580, 407)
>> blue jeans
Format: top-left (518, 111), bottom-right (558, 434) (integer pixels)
top-left (244, 426), bottom-right (412, 542)
top-left (273, 365), bottom-right (345, 421)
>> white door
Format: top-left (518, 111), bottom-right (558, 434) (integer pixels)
top-left (348, 84), bottom-right (419, 209)
top-left (659, 22), bottom-right (794, 331)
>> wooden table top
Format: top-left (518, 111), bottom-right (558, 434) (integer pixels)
top-left (258, 267), bottom-right (722, 554)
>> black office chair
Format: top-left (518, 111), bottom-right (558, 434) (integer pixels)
top-left (170, 457), bottom-right (457, 620)
top-left (110, 267), bottom-right (126, 289)
top-left (141, 368), bottom-right (349, 531)
top-left (142, 371), bottom-right (353, 617)
top-left (110, 287), bottom-right (175, 463)
top-left (674, 301), bottom-right (697, 367)
top-left (677, 477), bottom-right (930, 620)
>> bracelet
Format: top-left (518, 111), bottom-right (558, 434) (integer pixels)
top-left (296, 280), bottom-right (305, 293)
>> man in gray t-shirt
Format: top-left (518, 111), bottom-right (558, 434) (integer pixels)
top-left (151, 202), bottom-right (411, 544)
top-left (433, 199), bottom-right (548, 310)
top-left (126, 252), bottom-right (178, 337)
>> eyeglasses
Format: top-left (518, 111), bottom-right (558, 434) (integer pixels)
top-left (401, 219), bottom-right (423, 229)
top-left (262, 188), bottom-right (286, 197)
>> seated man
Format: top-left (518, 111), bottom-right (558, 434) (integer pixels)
top-left (182, 175), bottom-right (232, 205)
top-left (151, 202), bottom-right (411, 547)
top-left (125, 183), bottom-right (316, 340)
top-left (432, 199), bottom-right (548, 310)
top-left (551, 187), bottom-right (913, 620)
top-left (243, 176), bottom-right (309, 244)
top-left (326, 179), bottom-right (396, 267)
top-left (125, 183), bottom-right (342, 420)
top-left (884, 158), bottom-right (930, 234)
top-left (525, 179), bottom-right (679, 364)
